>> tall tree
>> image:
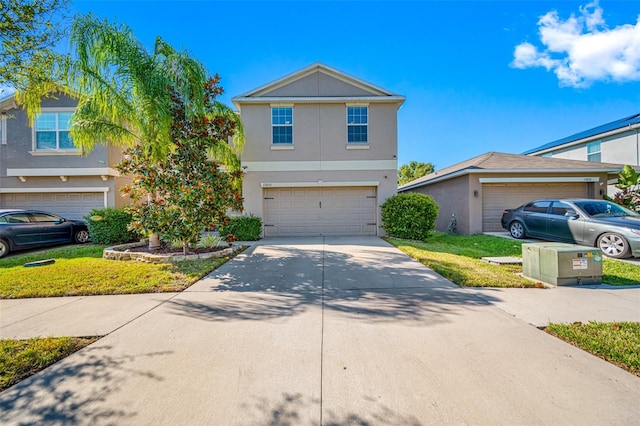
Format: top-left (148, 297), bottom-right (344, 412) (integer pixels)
top-left (0, 0), bottom-right (70, 96)
top-left (117, 77), bottom-right (244, 254)
top-left (21, 14), bottom-right (245, 249)
top-left (398, 161), bottom-right (435, 186)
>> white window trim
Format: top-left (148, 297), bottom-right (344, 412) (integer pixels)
top-left (32, 107), bottom-right (81, 154)
top-left (346, 105), bottom-right (369, 144)
top-left (271, 106), bottom-right (294, 145)
top-left (0, 119), bottom-right (6, 145)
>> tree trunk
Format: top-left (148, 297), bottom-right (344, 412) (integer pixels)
top-left (182, 241), bottom-right (189, 255)
top-left (148, 233), bottom-right (161, 251)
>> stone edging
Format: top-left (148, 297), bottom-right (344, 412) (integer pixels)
top-left (103, 240), bottom-right (242, 263)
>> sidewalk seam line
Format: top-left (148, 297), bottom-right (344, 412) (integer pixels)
top-left (320, 235), bottom-right (325, 425)
top-left (102, 293), bottom-right (182, 336)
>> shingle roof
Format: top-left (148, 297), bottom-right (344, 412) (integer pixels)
top-left (523, 113), bottom-right (640, 155)
top-left (398, 152), bottom-right (628, 191)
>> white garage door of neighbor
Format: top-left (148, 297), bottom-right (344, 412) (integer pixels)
top-left (1, 193), bottom-right (105, 220)
top-left (482, 182), bottom-right (589, 232)
top-left (263, 187), bottom-right (377, 236)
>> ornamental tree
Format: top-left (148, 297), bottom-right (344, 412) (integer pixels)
top-left (117, 76), bottom-right (244, 254)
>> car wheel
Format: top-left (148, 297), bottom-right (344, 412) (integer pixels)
top-left (74, 229), bottom-right (91, 244)
top-left (509, 221), bottom-right (526, 239)
top-left (0, 239), bottom-right (9, 259)
top-left (597, 233), bottom-right (631, 259)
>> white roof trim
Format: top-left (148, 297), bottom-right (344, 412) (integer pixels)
top-left (7, 167), bottom-right (120, 177)
top-left (261, 181), bottom-right (379, 188)
top-left (399, 168), bottom-right (620, 191)
top-left (0, 187), bottom-right (110, 193)
top-left (479, 177), bottom-right (600, 183)
top-left (233, 96), bottom-right (405, 105)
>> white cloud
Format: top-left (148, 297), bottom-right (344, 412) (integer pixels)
top-left (512, 1), bottom-right (640, 87)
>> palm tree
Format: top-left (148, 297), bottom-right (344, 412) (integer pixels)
top-left (19, 14), bottom-right (244, 249)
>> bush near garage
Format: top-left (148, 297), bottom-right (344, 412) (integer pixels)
top-left (84, 207), bottom-right (141, 245)
top-left (219, 215), bottom-right (262, 241)
top-left (381, 193), bottom-right (439, 241)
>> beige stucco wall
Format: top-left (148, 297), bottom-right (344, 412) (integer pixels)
top-left (539, 130), bottom-right (640, 166)
top-left (408, 175), bottom-right (471, 234)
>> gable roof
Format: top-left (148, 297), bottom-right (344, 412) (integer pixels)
top-left (523, 113), bottom-right (640, 155)
top-left (232, 62), bottom-right (405, 108)
top-left (399, 152), bottom-right (629, 192)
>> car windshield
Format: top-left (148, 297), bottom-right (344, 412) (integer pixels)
top-left (574, 201), bottom-right (639, 218)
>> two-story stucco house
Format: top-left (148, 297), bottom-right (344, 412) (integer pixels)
top-left (0, 93), bottom-right (128, 220)
top-left (232, 63), bottom-right (404, 237)
top-left (524, 113), bottom-right (640, 167)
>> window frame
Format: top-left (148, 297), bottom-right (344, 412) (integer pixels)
top-left (0, 118), bottom-right (6, 145)
top-left (346, 105), bottom-right (368, 144)
top-left (31, 108), bottom-right (78, 153)
top-left (271, 106), bottom-right (293, 145)
top-left (587, 141), bottom-right (601, 162)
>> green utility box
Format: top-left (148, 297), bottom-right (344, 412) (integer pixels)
top-left (522, 242), bottom-right (603, 286)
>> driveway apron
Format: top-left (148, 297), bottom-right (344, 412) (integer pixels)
top-left (1, 236), bottom-right (639, 425)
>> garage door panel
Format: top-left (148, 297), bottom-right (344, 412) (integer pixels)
top-left (263, 186), bottom-right (377, 236)
top-left (482, 183), bottom-right (589, 232)
top-left (1, 192), bottom-right (104, 220)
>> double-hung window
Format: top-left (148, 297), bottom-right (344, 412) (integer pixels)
top-left (34, 111), bottom-right (75, 150)
top-left (272, 107), bottom-right (293, 144)
top-left (587, 141), bottom-right (601, 162)
top-left (347, 106), bottom-right (368, 144)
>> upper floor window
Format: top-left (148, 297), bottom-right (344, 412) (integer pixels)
top-left (272, 107), bottom-right (293, 144)
top-left (347, 106), bottom-right (368, 143)
top-left (587, 141), bottom-right (601, 162)
top-left (34, 111), bottom-right (74, 150)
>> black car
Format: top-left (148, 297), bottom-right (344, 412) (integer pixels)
top-left (501, 199), bottom-right (640, 259)
top-left (0, 209), bottom-right (90, 259)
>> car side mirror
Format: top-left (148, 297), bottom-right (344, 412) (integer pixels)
top-left (565, 209), bottom-right (579, 219)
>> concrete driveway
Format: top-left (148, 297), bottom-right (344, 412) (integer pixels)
top-left (1, 236), bottom-right (639, 425)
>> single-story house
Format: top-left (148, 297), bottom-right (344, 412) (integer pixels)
top-left (398, 152), bottom-right (627, 235)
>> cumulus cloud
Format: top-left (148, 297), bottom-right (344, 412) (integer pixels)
top-left (512, 1), bottom-right (640, 87)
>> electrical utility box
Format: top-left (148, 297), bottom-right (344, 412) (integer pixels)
top-left (522, 242), bottom-right (603, 286)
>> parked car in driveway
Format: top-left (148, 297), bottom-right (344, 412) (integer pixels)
top-left (0, 209), bottom-right (90, 258)
top-left (501, 199), bottom-right (640, 259)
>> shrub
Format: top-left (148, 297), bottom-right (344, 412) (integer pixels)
top-left (84, 207), bottom-right (141, 245)
top-left (219, 215), bottom-right (262, 241)
top-left (381, 193), bottom-right (439, 241)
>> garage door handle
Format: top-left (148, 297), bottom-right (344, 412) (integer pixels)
top-left (319, 201), bottom-right (322, 208)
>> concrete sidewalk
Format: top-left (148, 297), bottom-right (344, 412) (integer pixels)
top-left (1, 236), bottom-right (639, 425)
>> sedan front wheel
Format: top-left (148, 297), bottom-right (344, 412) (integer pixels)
top-left (509, 221), bottom-right (526, 239)
top-left (74, 229), bottom-right (91, 244)
top-left (597, 232), bottom-right (631, 259)
top-left (0, 239), bottom-right (9, 259)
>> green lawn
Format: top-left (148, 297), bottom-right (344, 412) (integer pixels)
top-left (0, 244), bottom-right (242, 298)
top-left (0, 336), bottom-right (97, 391)
top-left (546, 322), bottom-right (640, 377)
top-left (386, 233), bottom-right (640, 287)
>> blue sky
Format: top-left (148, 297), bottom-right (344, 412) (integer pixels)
top-left (71, 0), bottom-right (640, 170)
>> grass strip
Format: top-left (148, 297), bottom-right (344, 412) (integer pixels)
top-left (546, 322), bottom-right (640, 377)
top-left (0, 245), bottom-right (244, 298)
top-left (385, 235), bottom-right (538, 287)
top-left (0, 336), bottom-right (97, 391)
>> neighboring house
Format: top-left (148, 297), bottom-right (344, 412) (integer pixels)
top-left (232, 63), bottom-right (405, 237)
top-left (0, 93), bottom-right (128, 220)
top-left (524, 113), bottom-right (640, 168)
top-left (398, 152), bottom-right (626, 235)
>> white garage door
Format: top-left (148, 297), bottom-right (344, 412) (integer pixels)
top-left (0, 193), bottom-right (105, 220)
top-left (482, 183), bottom-right (589, 232)
top-left (263, 187), bottom-right (377, 236)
